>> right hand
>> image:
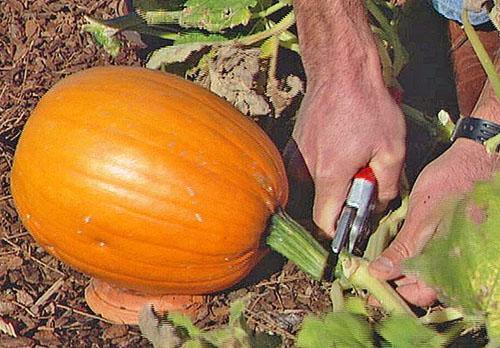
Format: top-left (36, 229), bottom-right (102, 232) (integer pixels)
top-left (291, 74), bottom-right (406, 238)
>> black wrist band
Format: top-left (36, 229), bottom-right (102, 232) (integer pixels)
top-left (450, 117), bottom-right (500, 145)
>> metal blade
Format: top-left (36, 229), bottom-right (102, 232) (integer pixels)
top-left (331, 206), bottom-right (357, 254)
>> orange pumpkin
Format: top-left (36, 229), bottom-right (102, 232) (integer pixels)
top-left (11, 66), bottom-right (288, 295)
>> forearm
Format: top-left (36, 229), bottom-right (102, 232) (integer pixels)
top-left (293, 0), bottom-right (382, 87)
top-left (472, 54), bottom-right (500, 124)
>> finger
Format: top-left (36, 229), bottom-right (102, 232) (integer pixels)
top-left (395, 282), bottom-right (438, 307)
top-left (369, 189), bottom-right (442, 280)
top-left (312, 171), bottom-right (354, 238)
top-left (369, 148), bottom-right (405, 208)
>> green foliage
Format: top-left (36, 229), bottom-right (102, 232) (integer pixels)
top-left (297, 312), bottom-right (374, 348)
top-left (404, 175), bottom-right (500, 345)
top-left (179, 0), bottom-right (257, 32)
top-left (377, 315), bottom-right (447, 348)
top-left (139, 297), bottom-right (281, 348)
top-left (82, 17), bottom-right (121, 57)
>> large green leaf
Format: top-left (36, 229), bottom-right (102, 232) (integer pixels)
top-left (377, 315), bottom-right (447, 348)
top-left (297, 312), bottom-right (374, 348)
top-left (404, 175), bottom-right (500, 344)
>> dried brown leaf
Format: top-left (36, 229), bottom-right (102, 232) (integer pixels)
top-left (138, 305), bottom-right (182, 348)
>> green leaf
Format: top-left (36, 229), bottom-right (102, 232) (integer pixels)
top-left (180, 0), bottom-right (258, 32)
top-left (377, 315), bottom-right (447, 348)
top-left (404, 175), bottom-right (500, 343)
top-left (297, 312), bottom-right (374, 348)
top-left (228, 296), bottom-right (248, 326)
top-left (168, 312), bottom-right (203, 338)
top-left (82, 16), bottom-right (122, 57)
top-left (202, 295), bottom-right (279, 347)
top-left (146, 42), bottom-right (208, 69)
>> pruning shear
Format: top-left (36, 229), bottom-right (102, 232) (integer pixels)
top-left (331, 167), bottom-right (377, 257)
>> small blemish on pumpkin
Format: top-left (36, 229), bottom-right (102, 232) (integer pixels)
top-left (186, 187), bottom-right (196, 197)
top-left (84, 216), bottom-right (92, 223)
top-left (25, 214), bottom-right (31, 221)
top-left (266, 186), bottom-right (274, 193)
top-left (76, 230), bottom-right (83, 235)
top-left (224, 257), bottom-right (230, 262)
top-left (195, 213), bottom-right (203, 222)
top-left (46, 245), bottom-right (55, 252)
top-left (264, 200), bottom-right (274, 210)
top-left (98, 241), bottom-right (106, 247)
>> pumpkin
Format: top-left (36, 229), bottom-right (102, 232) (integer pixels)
top-left (11, 66), bottom-right (289, 295)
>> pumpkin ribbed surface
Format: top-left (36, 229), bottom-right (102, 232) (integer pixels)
top-left (11, 66), bottom-right (288, 294)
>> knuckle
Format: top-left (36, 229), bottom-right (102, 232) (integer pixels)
top-left (379, 188), bottom-right (399, 201)
top-left (388, 238), bottom-right (413, 260)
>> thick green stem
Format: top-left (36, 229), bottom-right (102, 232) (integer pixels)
top-left (364, 196), bottom-right (409, 261)
top-left (365, 0), bottom-right (408, 76)
top-left (85, 14), bottom-right (180, 40)
top-left (419, 307), bottom-right (464, 325)
top-left (340, 253), bottom-right (415, 317)
top-left (253, 1), bottom-right (290, 19)
top-left (236, 11), bottom-right (295, 46)
top-left (266, 210), bottom-right (329, 281)
top-left (139, 10), bottom-right (182, 25)
top-left (461, 10), bottom-right (500, 98)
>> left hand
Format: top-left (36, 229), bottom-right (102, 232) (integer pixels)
top-left (369, 138), bottom-right (499, 306)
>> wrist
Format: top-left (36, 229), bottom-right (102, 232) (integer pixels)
top-left (470, 104), bottom-right (500, 124)
top-left (294, 0), bottom-right (382, 85)
top-left (452, 138), bottom-right (499, 170)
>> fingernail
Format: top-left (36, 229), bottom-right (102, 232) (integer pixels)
top-left (372, 256), bottom-right (393, 274)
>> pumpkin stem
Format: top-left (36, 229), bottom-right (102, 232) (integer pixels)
top-left (266, 210), bottom-right (329, 281)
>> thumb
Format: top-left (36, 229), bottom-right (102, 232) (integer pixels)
top-left (369, 190), bottom-right (441, 280)
top-left (370, 149), bottom-right (405, 209)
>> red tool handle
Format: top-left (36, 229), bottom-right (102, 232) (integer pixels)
top-left (353, 167), bottom-right (377, 184)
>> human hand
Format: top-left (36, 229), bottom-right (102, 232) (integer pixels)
top-left (292, 77), bottom-right (406, 238)
top-left (369, 138), bottom-right (499, 306)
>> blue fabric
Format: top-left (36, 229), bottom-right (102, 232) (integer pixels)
top-left (432, 0), bottom-right (490, 25)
